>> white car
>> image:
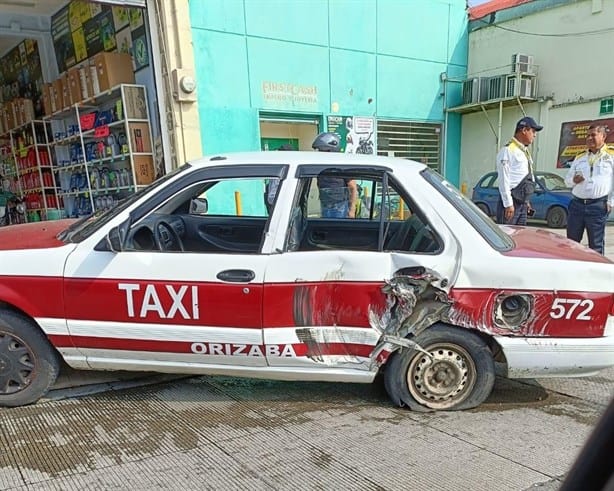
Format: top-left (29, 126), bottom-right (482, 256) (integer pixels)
top-left (1, 152), bottom-right (613, 410)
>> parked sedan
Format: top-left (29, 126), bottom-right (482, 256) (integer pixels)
top-left (472, 171), bottom-right (573, 228)
top-left (0, 152), bottom-right (612, 411)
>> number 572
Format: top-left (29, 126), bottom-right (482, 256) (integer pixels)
top-left (549, 298), bottom-right (594, 320)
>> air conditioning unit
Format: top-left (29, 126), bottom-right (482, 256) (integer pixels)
top-left (506, 74), bottom-right (536, 98)
top-left (487, 75), bottom-right (506, 100)
top-left (462, 78), bottom-right (480, 104)
top-left (479, 77), bottom-right (491, 102)
top-left (511, 53), bottom-right (536, 75)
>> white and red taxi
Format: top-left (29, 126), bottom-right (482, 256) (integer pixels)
top-left (1, 152), bottom-right (613, 410)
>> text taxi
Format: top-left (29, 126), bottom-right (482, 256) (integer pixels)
top-left (1, 151), bottom-right (613, 410)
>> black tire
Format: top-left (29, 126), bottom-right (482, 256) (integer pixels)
top-left (384, 324), bottom-right (495, 411)
top-left (546, 206), bottom-right (567, 228)
top-left (0, 310), bottom-right (61, 407)
top-left (476, 202), bottom-right (490, 216)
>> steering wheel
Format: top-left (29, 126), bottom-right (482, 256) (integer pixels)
top-left (153, 219), bottom-right (184, 252)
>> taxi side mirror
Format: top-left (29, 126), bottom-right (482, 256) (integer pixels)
top-left (190, 197), bottom-right (208, 215)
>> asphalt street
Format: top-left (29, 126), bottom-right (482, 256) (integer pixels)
top-left (0, 225), bottom-right (613, 491)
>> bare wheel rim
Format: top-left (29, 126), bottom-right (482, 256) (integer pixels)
top-left (0, 331), bottom-right (35, 395)
top-left (406, 342), bottom-right (477, 410)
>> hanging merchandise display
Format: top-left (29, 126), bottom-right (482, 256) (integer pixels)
top-left (0, 0), bottom-right (159, 224)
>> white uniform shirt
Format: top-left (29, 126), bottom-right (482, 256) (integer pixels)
top-left (496, 138), bottom-right (533, 208)
top-left (564, 146), bottom-right (614, 206)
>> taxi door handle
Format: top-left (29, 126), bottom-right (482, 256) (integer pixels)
top-left (216, 269), bottom-right (255, 283)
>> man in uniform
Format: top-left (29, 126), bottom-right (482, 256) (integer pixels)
top-left (564, 124), bottom-right (614, 254)
top-left (496, 116), bottom-right (543, 225)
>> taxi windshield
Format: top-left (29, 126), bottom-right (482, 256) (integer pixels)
top-left (58, 164), bottom-right (191, 243)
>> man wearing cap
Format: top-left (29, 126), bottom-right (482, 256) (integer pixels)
top-left (564, 124), bottom-right (614, 255)
top-left (496, 116), bottom-right (543, 225)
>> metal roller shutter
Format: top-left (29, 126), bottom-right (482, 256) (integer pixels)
top-left (377, 120), bottom-right (442, 172)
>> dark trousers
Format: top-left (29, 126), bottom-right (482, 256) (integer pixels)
top-left (496, 199), bottom-right (528, 225)
top-left (566, 197), bottom-right (609, 255)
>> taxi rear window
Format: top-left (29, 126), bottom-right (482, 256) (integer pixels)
top-left (421, 168), bottom-right (514, 251)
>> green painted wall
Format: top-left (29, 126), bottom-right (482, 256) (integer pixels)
top-left (189, 0), bottom-right (468, 185)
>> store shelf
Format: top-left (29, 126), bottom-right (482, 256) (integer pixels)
top-left (2, 120), bottom-right (60, 223)
top-left (49, 134), bottom-right (82, 146)
top-left (44, 84), bottom-right (154, 217)
top-left (86, 154), bottom-right (131, 165)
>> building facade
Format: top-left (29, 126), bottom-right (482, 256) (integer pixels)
top-left (189, 0), bottom-right (469, 185)
top-left (455, 0), bottom-right (614, 191)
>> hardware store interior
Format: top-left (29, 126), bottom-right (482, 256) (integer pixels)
top-left (0, 0), bottom-right (161, 225)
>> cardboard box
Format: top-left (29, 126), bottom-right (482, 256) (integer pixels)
top-left (78, 64), bottom-right (92, 100)
top-left (0, 104), bottom-right (7, 133)
top-left (129, 122), bottom-right (151, 153)
top-left (67, 68), bottom-right (83, 104)
top-left (7, 102), bottom-right (16, 130)
top-left (42, 83), bottom-right (53, 116)
top-left (123, 85), bottom-right (148, 119)
top-left (133, 155), bottom-right (155, 185)
top-left (18, 98), bottom-right (35, 125)
top-left (51, 78), bottom-right (63, 112)
top-left (61, 72), bottom-right (71, 108)
top-left (93, 52), bottom-right (135, 93)
top-left (9, 100), bottom-right (20, 127)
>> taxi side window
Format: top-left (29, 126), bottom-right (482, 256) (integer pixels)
top-left (285, 173), bottom-right (439, 254)
top-left (129, 177), bottom-right (273, 254)
top-left (195, 178), bottom-right (269, 217)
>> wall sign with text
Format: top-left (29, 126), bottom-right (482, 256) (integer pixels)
top-left (557, 118), bottom-right (614, 168)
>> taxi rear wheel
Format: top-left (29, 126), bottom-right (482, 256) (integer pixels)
top-left (384, 324), bottom-right (495, 411)
top-left (0, 310), bottom-right (61, 407)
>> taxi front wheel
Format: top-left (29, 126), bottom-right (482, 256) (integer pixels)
top-left (384, 324), bottom-right (495, 411)
top-left (0, 310), bottom-right (61, 407)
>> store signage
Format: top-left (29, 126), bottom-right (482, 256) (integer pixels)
top-left (556, 118), bottom-right (614, 168)
top-left (327, 116), bottom-right (375, 155)
top-left (261, 81), bottom-right (318, 109)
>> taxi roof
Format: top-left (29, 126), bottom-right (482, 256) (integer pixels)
top-left (187, 151), bottom-right (429, 173)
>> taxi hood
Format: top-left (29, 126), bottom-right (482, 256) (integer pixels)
top-left (502, 226), bottom-right (612, 264)
top-left (0, 219), bottom-right (76, 251)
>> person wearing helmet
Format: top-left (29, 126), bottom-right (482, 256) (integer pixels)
top-left (312, 132), bottom-right (358, 218)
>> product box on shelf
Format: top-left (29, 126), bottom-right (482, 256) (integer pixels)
top-left (67, 68), bottom-right (83, 105)
top-left (129, 122), bottom-right (151, 153)
top-left (51, 78), bottom-right (63, 113)
top-left (42, 83), bottom-right (53, 116)
top-left (78, 63), bottom-right (93, 100)
top-left (133, 155), bottom-right (155, 185)
top-left (12, 100), bottom-right (23, 127)
top-left (123, 86), bottom-right (148, 119)
top-left (3, 101), bottom-right (16, 130)
top-left (93, 52), bottom-right (135, 93)
top-left (61, 72), bottom-right (71, 109)
top-left (15, 99), bottom-right (35, 126)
